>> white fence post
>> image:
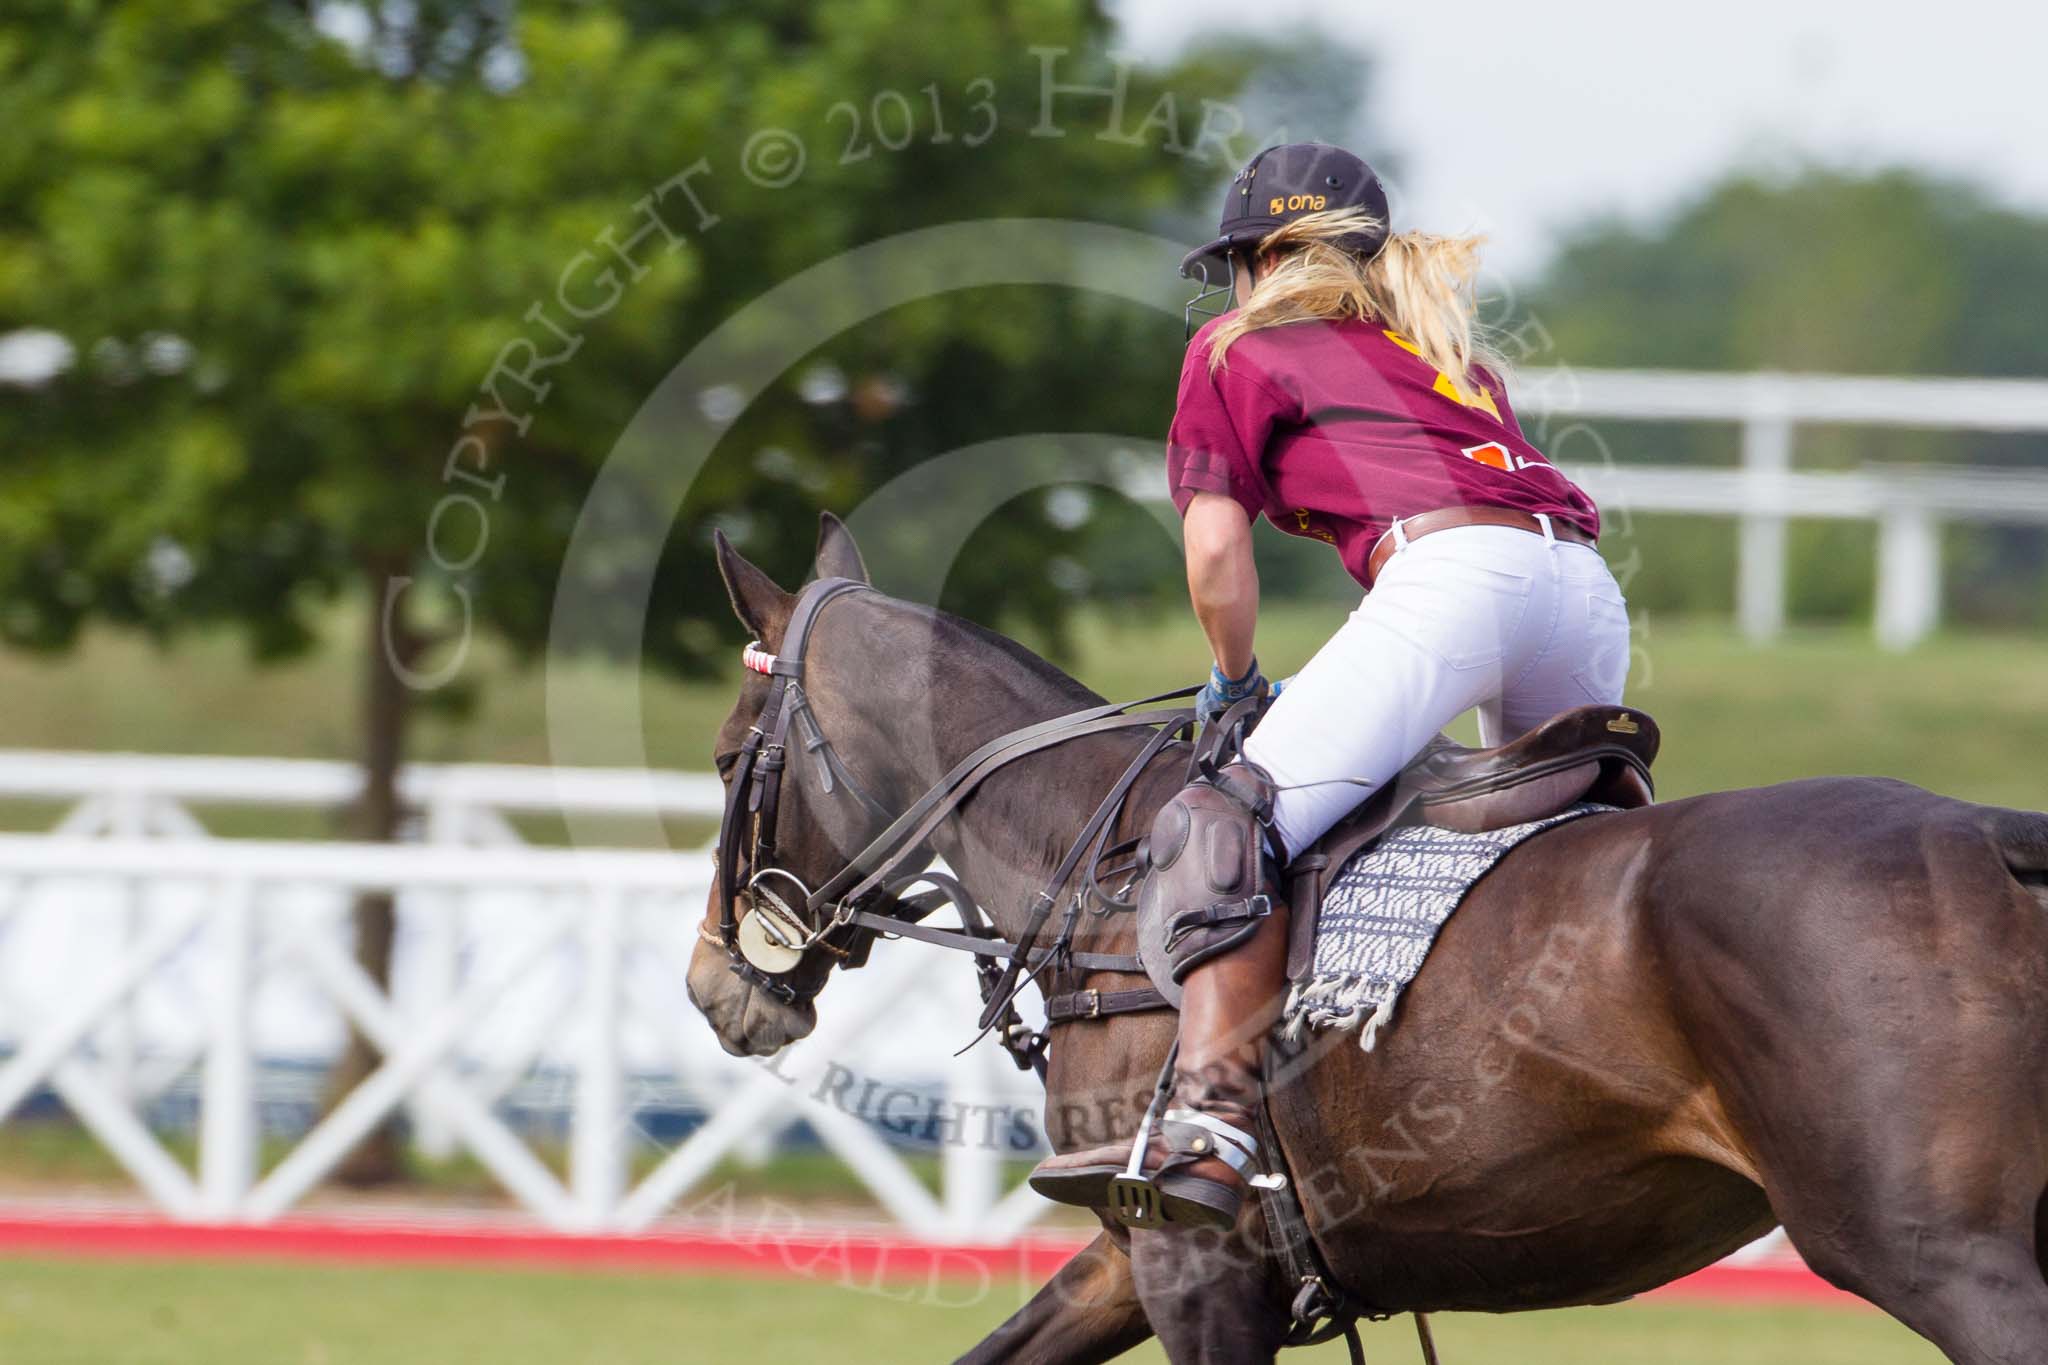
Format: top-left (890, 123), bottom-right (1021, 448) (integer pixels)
top-left (107, 785), bottom-right (149, 1107)
top-left (941, 1024), bottom-right (1004, 1239)
top-left (571, 884), bottom-right (626, 1231)
top-left (411, 797), bottom-right (468, 1161)
top-left (1737, 397), bottom-right (1794, 644)
top-left (1876, 504), bottom-right (1943, 652)
top-left (200, 878), bottom-right (257, 1220)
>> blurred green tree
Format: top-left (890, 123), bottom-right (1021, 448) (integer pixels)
top-left (0, 0), bottom-right (1297, 1180)
top-left (1528, 166), bottom-right (2048, 627)
top-left (1533, 165), bottom-right (2048, 385)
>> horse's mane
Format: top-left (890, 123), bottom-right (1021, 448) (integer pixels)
top-left (953, 614), bottom-right (1106, 706)
top-left (876, 593), bottom-right (1106, 713)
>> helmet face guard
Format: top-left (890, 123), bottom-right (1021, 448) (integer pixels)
top-left (1182, 252), bottom-right (1235, 341)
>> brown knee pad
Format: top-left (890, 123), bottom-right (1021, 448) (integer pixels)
top-left (1135, 762), bottom-right (1284, 1004)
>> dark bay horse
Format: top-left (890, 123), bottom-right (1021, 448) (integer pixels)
top-left (687, 516), bottom-right (2048, 1365)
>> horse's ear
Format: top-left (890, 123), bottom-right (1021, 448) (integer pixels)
top-left (714, 529), bottom-right (794, 645)
top-left (813, 510), bottom-right (869, 585)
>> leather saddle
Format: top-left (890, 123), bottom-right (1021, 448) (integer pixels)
top-left (1281, 705), bottom-right (1660, 978)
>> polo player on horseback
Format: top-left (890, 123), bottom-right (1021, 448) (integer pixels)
top-left (1030, 142), bottom-right (1632, 1230)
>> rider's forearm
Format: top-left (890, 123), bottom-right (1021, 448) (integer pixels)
top-left (1183, 492), bottom-right (1260, 680)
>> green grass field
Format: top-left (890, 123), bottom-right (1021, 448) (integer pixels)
top-left (2, 603), bottom-right (2043, 825)
top-left (0, 1257), bottom-right (1945, 1365)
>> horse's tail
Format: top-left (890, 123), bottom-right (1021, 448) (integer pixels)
top-left (1978, 806), bottom-right (2048, 908)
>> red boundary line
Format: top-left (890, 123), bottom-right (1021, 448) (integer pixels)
top-left (0, 1215), bottom-right (1089, 1283)
top-left (0, 1214), bottom-right (1861, 1306)
top-left (1645, 1261), bottom-right (1865, 1308)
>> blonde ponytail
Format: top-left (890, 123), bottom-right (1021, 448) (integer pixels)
top-left (1204, 207), bottom-right (1504, 394)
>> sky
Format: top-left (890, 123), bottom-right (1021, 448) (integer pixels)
top-left (1115, 0), bottom-right (2048, 277)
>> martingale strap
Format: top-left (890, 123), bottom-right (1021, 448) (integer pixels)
top-left (841, 886), bottom-right (1149, 974)
top-left (973, 710), bottom-right (1192, 1033)
top-left (857, 869), bottom-right (1170, 1076)
top-left (1044, 986), bottom-right (1172, 1024)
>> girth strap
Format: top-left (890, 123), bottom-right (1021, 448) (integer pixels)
top-left (1254, 1046), bottom-right (1375, 1362)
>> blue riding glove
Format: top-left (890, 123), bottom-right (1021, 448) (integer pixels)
top-left (1196, 658), bottom-right (1267, 727)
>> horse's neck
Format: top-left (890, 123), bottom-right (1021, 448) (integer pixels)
top-left (906, 704), bottom-right (1177, 948)
top-left (861, 623), bottom-right (1159, 946)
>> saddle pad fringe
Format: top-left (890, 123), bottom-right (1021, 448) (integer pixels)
top-left (1283, 804), bottom-right (1613, 1050)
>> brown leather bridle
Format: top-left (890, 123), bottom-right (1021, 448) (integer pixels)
top-left (711, 578), bottom-right (899, 1004)
top-left (707, 575), bottom-right (1197, 1071)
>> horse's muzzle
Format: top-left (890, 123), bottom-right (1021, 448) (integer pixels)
top-left (686, 937), bottom-right (817, 1057)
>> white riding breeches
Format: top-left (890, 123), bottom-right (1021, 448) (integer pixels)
top-left (1242, 521), bottom-right (1633, 860)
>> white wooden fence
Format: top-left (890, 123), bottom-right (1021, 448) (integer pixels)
top-left (0, 753), bottom-right (1043, 1240)
top-left (1520, 368), bottom-right (2048, 649)
top-left (1112, 367), bottom-right (2048, 650)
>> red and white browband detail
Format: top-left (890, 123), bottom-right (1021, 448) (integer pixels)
top-left (742, 641), bottom-right (779, 676)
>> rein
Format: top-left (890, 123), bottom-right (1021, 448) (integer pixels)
top-left (711, 576), bottom-right (1193, 1072)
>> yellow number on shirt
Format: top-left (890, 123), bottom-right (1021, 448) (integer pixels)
top-left (1382, 330), bottom-right (1502, 423)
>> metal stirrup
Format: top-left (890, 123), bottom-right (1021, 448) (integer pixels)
top-left (1109, 1040), bottom-right (1180, 1229)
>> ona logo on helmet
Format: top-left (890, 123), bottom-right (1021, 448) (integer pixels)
top-left (1268, 194), bottom-right (1329, 214)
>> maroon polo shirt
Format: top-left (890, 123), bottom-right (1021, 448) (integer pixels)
top-left (1165, 314), bottom-right (1600, 589)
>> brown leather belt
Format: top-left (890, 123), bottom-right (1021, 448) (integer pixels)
top-left (1366, 506), bottom-right (1596, 586)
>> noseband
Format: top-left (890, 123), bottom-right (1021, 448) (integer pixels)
top-left (708, 575), bottom-right (1203, 1072)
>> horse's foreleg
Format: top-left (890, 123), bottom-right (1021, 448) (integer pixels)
top-left (1129, 1225), bottom-right (1291, 1365)
top-left (954, 1230), bottom-right (1153, 1365)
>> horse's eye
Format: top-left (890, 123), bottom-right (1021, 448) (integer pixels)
top-left (714, 752), bottom-right (740, 778)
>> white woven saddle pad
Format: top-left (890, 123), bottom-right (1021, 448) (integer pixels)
top-left (1282, 804), bottom-right (1611, 1050)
